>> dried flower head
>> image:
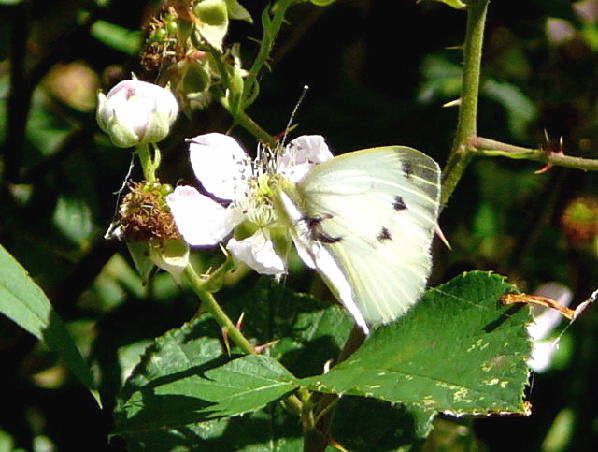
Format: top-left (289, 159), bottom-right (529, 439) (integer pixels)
top-left (120, 181), bottom-right (180, 242)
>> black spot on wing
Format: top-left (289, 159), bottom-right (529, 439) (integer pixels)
top-left (304, 214), bottom-right (342, 243)
top-left (393, 196), bottom-right (407, 211)
top-left (316, 232), bottom-right (343, 243)
top-left (403, 162), bottom-right (414, 178)
top-left (377, 227), bottom-right (392, 242)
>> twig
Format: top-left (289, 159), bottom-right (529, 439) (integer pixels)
top-left (440, 0), bottom-right (490, 206)
top-left (470, 137), bottom-right (598, 171)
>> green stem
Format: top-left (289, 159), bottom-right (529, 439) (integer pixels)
top-left (235, 109), bottom-right (278, 148)
top-left (244, 0), bottom-right (297, 108)
top-left (470, 137), bottom-right (598, 171)
top-left (184, 265), bottom-right (305, 415)
top-left (185, 265), bottom-right (255, 354)
top-left (152, 143), bottom-right (162, 172)
top-left (136, 143), bottom-right (155, 182)
top-left (441, 0), bottom-right (490, 206)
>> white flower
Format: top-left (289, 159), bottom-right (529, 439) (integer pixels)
top-left (527, 283), bottom-right (573, 373)
top-left (96, 79), bottom-right (179, 148)
top-left (165, 133), bottom-right (333, 275)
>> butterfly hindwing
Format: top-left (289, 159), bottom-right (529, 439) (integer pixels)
top-left (281, 146), bottom-right (441, 332)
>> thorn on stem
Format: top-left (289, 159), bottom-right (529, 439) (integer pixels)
top-left (435, 224), bottom-right (451, 250)
top-left (535, 130), bottom-right (565, 174)
top-left (221, 326), bottom-right (231, 356)
top-left (236, 312), bottom-right (245, 331)
top-left (254, 340), bottom-right (278, 354)
top-left (442, 98), bottom-right (461, 108)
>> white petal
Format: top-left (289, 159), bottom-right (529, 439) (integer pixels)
top-left (166, 185), bottom-right (241, 246)
top-left (189, 133), bottom-right (251, 200)
top-left (277, 135), bottom-right (334, 182)
top-left (528, 283), bottom-right (573, 341)
top-left (528, 341), bottom-right (558, 373)
top-left (227, 232), bottom-right (286, 276)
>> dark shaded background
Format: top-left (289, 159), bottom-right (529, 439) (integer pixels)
top-left (0, 0), bottom-right (596, 450)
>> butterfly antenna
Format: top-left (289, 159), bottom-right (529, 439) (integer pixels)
top-left (280, 85), bottom-right (309, 149)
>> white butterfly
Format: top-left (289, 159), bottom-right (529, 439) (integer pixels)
top-left (167, 134), bottom-right (441, 334)
top-left (276, 146), bottom-right (441, 333)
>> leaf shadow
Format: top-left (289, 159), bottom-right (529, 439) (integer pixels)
top-left (279, 334), bottom-right (344, 378)
top-left (116, 390), bottom-right (216, 433)
top-left (116, 401), bottom-right (302, 451)
top-left (483, 304), bottom-right (524, 333)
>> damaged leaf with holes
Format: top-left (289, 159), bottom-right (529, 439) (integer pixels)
top-left (300, 271), bottom-right (533, 418)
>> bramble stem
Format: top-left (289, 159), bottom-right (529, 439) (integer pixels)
top-left (185, 265), bottom-right (255, 355)
top-left (244, 0), bottom-right (297, 108)
top-left (235, 109), bottom-right (279, 148)
top-left (135, 143), bottom-right (155, 182)
top-left (441, 0), bottom-right (490, 206)
top-left (184, 265), bottom-right (304, 415)
top-left (470, 137), bottom-right (598, 171)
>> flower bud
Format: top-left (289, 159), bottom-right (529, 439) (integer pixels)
top-left (193, 0), bottom-right (229, 50)
top-left (96, 79), bottom-right (179, 148)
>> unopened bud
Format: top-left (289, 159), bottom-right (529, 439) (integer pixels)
top-left (96, 79), bottom-right (179, 148)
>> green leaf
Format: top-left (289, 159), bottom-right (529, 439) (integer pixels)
top-left (152, 355), bottom-right (298, 418)
top-left (329, 397), bottom-right (434, 450)
top-left (0, 244), bottom-right (95, 390)
top-left (301, 271), bottom-right (533, 417)
top-left (126, 241), bottom-right (154, 284)
top-left (228, 279), bottom-right (355, 377)
top-left (91, 20), bottom-right (141, 55)
top-left (115, 317), bottom-right (303, 450)
top-left (121, 406), bottom-right (303, 451)
top-left (115, 281), bottom-right (351, 448)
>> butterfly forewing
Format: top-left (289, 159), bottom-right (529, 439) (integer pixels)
top-left (287, 146), bottom-right (441, 331)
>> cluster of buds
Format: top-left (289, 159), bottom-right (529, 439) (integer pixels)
top-left (142, 8), bottom-right (184, 72)
top-left (139, 1), bottom-right (252, 115)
